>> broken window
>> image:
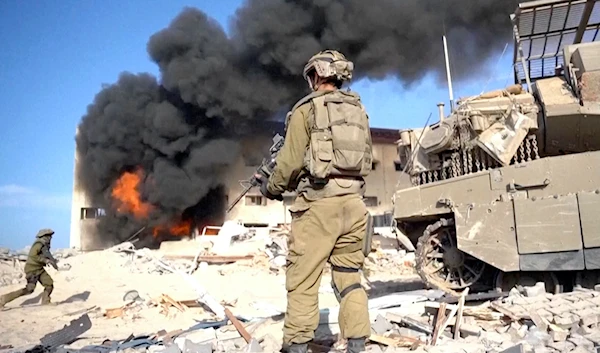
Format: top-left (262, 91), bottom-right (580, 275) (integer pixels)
top-left (80, 207), bottom-right (106, 220)
top-left (363, 196), bottom-right (378, 207)
top-left (245, 195), bottom-right (266, 206)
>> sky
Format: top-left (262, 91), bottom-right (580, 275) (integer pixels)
top-left (0, 1), bottom-right (517, 250)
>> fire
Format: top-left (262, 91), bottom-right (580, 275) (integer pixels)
top-left (111, 169), bottom-right (154, 218)
top-left (153, 219), bottom-right (192, 237)
top-left (112, 167), bottom-right (193, 238)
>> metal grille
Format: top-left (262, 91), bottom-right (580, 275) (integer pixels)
top-left (513, 0), bottom-right (600, 83)
top-left (412, 134), bottom-right (541, 187)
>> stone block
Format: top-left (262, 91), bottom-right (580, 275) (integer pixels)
top-left (529, 301), bottom-right (550, 311)
top-left (547, 305), bottom-right (572, 316)
top-left (581, 325), bottom-right (597, 335)
top-left (512, 297), bottom-right (528, 306)
top-left (259, 334), bottom-right (281, 353)
top-left (573, 309), bottom-right (600, 327)
top-left (549, 324), bottom-right (568, 342)
top-left (553, 314), bottom-right (580, 328)
top-left (567, 334), bottom-right (595, 351)
top-left (570, 300), bottom-right (595, 311)
top-left (371, 314), bottom-right (393, 335)
top-left (524, 282), bottom-right (547, 298)
top-left (593, 284), bottom-right (600, 292)
top-left (244, 338), bottom-right (263, 353)
top-left (181, 328), bottom-right (217, 344)
top-left (584, 330), bottom-right (600, 346)
top-left (536, 309), bottom-right (554, 320)
top-left (481, 331), bottom-right (508, 346)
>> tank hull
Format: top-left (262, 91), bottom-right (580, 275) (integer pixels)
top-left (394, 150), bottom-right (600, 273)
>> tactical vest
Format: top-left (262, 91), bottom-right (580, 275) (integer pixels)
top-left (286, 89), bottom-right (373, 181)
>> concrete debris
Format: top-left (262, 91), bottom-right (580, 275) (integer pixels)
top-left (3, 233), bottom-right (600, 353)
top-left (524, 282), bottom-right (547, 298)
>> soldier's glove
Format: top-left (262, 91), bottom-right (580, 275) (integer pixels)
top-left (45, 259), bottom-right (59, 270)
top-left (260, 182), bottom-right (283, 201)
top-left (255, 174), bottom-right (282, 201)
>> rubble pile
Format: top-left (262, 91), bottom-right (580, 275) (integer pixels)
top-left (359, 286), bottom-right (600, 353)
top-left (364, 246), bottom-right (417, 277)
top-left (6, 228), bottom-right (600, 353)
top-left (0, 247), bottom-right (29, 286)
top-left (7, 284), bottom-right (600, 353)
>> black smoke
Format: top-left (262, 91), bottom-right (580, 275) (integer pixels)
top-left (76, 0), bottom-right (523, 248)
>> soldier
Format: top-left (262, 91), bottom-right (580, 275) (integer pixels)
top-left (256, 50), bottom-right (373, 353)
top-left (0, 228), bottom-right (59, 308)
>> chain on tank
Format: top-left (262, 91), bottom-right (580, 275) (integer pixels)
top-left (412, 133), bottom-right (541, 187)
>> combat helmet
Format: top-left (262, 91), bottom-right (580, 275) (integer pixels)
top-left (36, 228), bottom-right (55, 238)
top-left (302, 50), bottom-right (354, 90)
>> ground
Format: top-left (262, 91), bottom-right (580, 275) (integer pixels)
top-left (0, 234), bottom-right (416, 350)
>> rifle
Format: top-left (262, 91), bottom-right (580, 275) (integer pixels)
top-left (226, 133), bottom-right (285, 213)
top-left (42, 246), bottom-right (59, 270)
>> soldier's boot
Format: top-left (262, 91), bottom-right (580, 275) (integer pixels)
top-left (41, 286), bottom-right (56, 306)
top-left (0, 288), bottom-right (28, 308)
top-left (346, 338), bottom-right (366, 353)
top-left (285, 343), bottom-right (308, 353)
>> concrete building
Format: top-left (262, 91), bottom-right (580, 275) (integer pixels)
top-left (70, 123), bottom-right (402, 250)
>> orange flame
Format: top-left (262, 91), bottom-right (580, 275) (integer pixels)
top-left (152, 219), bottom-right (192, 237)
top-left (111, 169), bottom-right (154, 218)
top-left (112, 168), bottom-right (194, 238)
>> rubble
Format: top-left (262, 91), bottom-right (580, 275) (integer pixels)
top-left (2, 230), bottom-right (600, 353)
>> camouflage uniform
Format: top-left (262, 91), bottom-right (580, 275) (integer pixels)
top-left (0, 229), bottom-right (58, 308)
top-left (260, 50), bottom-right (372, 353)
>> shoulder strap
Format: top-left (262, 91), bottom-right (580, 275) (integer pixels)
top-left (285, 90), bottom-right (334, 131)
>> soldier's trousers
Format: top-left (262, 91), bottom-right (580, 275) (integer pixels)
top-left (0, 269), bottom-right (53, 305)
top-left (283, 193), bottom-right (370, 346)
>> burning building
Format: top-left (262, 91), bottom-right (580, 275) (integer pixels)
top-left (69, 1), bottom-right (521, 250)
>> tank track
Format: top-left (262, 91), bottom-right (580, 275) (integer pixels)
top-left (415, 217), bottom-right (487, 297)
top-left (415, 218), bottom-right (461, 296)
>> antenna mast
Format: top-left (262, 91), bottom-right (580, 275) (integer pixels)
top-left (443, 35), bottom-right (455, 112)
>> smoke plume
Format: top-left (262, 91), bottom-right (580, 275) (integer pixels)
top-left (76, 0), bottom-right (522, 247)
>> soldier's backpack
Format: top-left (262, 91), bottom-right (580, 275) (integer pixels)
top-left (296, 89), bottom-right (373, 180)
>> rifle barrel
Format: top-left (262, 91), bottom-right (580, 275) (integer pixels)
top-left (226, 184), bottom-right (253, 213)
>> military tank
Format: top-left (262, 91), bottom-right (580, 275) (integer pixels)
top-left (392, 0), bottom-right (600, 295)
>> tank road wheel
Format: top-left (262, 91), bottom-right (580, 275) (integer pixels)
top-left (416, 218), bottom-right (486, 294)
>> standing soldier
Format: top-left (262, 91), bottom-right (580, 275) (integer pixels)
top-left (256, 50), bottom-right (373, 353)
top-left (0, 229), bottom-right (59, 308)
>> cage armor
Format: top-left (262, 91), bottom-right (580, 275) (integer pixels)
top-left (286, 89), bottom-right (373, 182)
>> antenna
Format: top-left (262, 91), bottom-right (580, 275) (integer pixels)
top-left (443, 35), bottom-right (455, 112)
